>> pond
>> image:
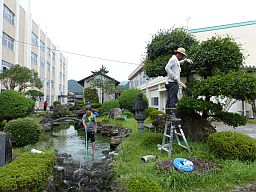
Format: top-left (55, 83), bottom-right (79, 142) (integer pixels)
top-left (38, 121), bottom-right (110, 165)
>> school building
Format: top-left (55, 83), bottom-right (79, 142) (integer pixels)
top-left (0, 0), bottom-right (68, 107)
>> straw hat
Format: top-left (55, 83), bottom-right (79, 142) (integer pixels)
top-left (174, 47), bottom-right (187, 56)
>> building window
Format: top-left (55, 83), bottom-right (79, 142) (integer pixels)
top-left (3, 5), bottom-right (15, 25)
top-left (51, 81), bottom-right (54, 89)
top-left (2, 33), bottom-right (14, 50)
top-left (31, 32), bottom-right (38, 45)
top-left (40, 58), bottom-right (45, 68)
top-left (59, 84), bottom-right (62, 91)
top-left (60, 60), bottom-right (62, 69)
top-left (59, 72), bottom-right (62, 80)
top-left (46, 81), bottom-right (50, 88)
top-left (52, 52), bottom-right (55, 61)
top-left (151, 97), bottom-right (159, 106)
top-left (47, 47), bottom-right (51, 57)
top-left (40, 40), bottom-right (45, 51)
top-left (52, 66), bottom-right (55, 75)
top-left (1, 60), bottom-right (13, 71)
top-left (47, 63), bottom-right (51, 72)
top-left (31, 52), bottom-right (38, 64)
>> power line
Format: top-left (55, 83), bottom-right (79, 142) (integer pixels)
top-left (1, 36), bottom-right (140, 66)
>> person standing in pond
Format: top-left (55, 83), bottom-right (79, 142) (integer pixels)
top-left (43, 100), bottom-right (48, 111)
top-left (165, 47), bottom-right (192, 115)
top-left (82, 108), bottom-right (97, 159)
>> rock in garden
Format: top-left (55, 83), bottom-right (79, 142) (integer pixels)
top-left (100, 124), bottom-right (113, 136)
top-left (110, 137), bottom-right (122, 150)
top-left (108, 108), bottom-right (122, 119)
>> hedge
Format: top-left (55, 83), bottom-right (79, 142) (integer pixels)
top-left (0, 150), bottom-right (55, 192)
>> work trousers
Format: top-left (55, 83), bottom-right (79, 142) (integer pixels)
top-left (165, 82), bottom-right (179, 112)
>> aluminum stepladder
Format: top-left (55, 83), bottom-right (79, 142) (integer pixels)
top-left (158, 109), bottom-right (191, 156)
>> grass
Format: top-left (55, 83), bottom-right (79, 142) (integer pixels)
top-left (97, 118), bottom-right (256, 192)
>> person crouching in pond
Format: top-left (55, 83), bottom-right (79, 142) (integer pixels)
top-left (82, 108), bottom-right (97, 160)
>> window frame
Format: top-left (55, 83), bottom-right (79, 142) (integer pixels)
top-left (31, 52), bottom-right (38, 64)
top-left (3, 5), bottom-right (15, 25)
top-left (2, 32), bottom-right (14, 50)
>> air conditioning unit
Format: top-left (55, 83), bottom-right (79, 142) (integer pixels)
top-left (0, 132), bottom-right (12, 167)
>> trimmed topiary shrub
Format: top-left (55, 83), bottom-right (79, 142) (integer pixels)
top-left (91, 103), bottom-right (102, 109)
top-left (141, 132), bottom-right (163, 146)
top-left (53, 100), bottom-right (61, 107)
top-left (149, 110), bottom-right (165, 120)
top-left (144, 107), bottom-right (157, 117)
top-left (0, 150), bottom-right (55, 191)
top-left (4, 117), bottom-right (43, 147)
top-left (118, 88), bottom-right (148, 112)
top-left (123, 111), bottom-right (134, 118)
top-left (207, 131), bottom-right (256, 161)
top-left (126, 175), bottom-right (164, 192)
top-left (101, 100), bottom-right (120, 113)
top-left (0, 90), bottom-right (34, 121)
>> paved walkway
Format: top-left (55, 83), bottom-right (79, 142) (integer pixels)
top-left (213, 122), bottom-right (256, 138)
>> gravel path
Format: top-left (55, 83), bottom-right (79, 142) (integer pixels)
top-left (213, 122), bottom-right (256, 138)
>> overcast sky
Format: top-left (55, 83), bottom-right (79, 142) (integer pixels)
top-left (24, 0), bottom-right (255, 82)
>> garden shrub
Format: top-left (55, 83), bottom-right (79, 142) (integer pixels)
top-left (126, 175), bottom-right (164, 192)
top-left (118, 88), bottom-right (148, 111)
top-left (207, 131), bottom-right (256, 161)
top-left (101, 117), bottom-right (111, 124)
top-left (91, 103), bottom-right (102, 109)
top-left (0, 120), bottom-right (7, 131)
top-left (53, 100), bottom-right (61, 107)
top-left (103, 112), bottom-right (109, 116)
top-left (54, 105), bottom-right (72, 117)
top-left (141, 132), bottom-right (163, 146)
top-left (144, 107), bottom-right (157, 117)
top-left (0, 150), bottom-right (55, 192)
top-left (4, 117), bottom-right (43, 147)
top-left (152, 115), bottom-right (166, 133)
top-left (101, 100), bottom-right (120, 113)
top-left (149, 110), bottom-right (165, 120)
top-left (123, 111), bottom-right (134, 118)
top-left (0, 90), bottom-right (34, 121)
top-left (116, 116), bottom-right (125, 121)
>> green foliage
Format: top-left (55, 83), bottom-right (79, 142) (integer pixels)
top-left (118, 88), bottom-right (148, 111)
top-left (208, 131), bottom-right (256, 161)
top-left (144, 28), bottom-right (198, 77)
top-left (87, 65), bottom-right (116, 103)
top-left (53, 100), bottom-right (61, 107)
top-left (149, 110), bottom-right (165, 120)
top-left (4, 117), bottom-right (42, 147)
top-left (103, 112), bottom-right (109, 117)
top-left (101, 100), bottom-right (120, 113)
top-left (126, 175), bottom-right (164, 192)
top-left (0, 90), bottom-right (35, 121)
top-left (144, 107), bottom-right (157, 117)
top-left (24, 90), bottom-right (44, 101)
top-left (190, 36), bottom-right (243, 78)
top-left (115, 116), bottom-right (125, 121)
top-left (91, 103), bottom-right (102, 109)
top-left (101, 117), bottom-right (111, 124)
top-left (0, 65), bottom-right (43, 93)
top-left (84, 87), bottom-right (99, 103)
top-left (0, 150), bottom-right (55, 192)
top-left (141, 132), bottom-right (162, 146)
top-left (0, 120), bottom-right (7, 131)
top-left (54, 105), bottom-right (72, 117)
top-left (123, 111), bottom-right (134, 118)
top-left (215, 111), bottom-right (247, 127)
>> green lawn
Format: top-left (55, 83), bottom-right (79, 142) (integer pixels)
top-left (100, 118), bottom-right (256, 192)
top-left (247, 118), bottom-right (256, 124)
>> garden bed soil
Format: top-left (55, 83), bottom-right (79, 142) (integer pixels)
top-left (156, 157), bottom-right (223, 173)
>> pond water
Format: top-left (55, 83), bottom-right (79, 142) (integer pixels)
top-left (39, 122), bottom-right (110, 165)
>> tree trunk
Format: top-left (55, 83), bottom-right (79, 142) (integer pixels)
top-left (178, 112), bottom-right (217, 141)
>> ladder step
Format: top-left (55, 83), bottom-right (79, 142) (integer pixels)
top-left (179, 144), bottom-right (189, 149)
top-left (174, 132), bottom-right (182, 136)
top-left (164, 134), bottom-right (172, 138)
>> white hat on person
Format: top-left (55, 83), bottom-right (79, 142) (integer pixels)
top-left (174, 47), bottom-right (187, 56)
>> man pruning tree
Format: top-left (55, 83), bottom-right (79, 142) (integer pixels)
top-left (82, 108), bottom-right (97, 160)
top-left (165, 47), bottom-right (192, 115)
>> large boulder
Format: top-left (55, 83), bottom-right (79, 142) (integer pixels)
top-left (108, 108), bottom-right (122, 119)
